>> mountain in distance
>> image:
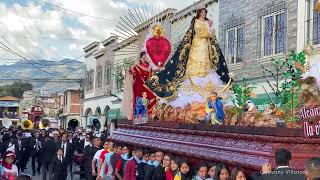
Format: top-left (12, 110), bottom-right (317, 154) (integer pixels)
top-left (0, 58), bottom-right (86, 93)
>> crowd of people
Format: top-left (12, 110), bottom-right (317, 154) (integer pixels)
top-left (0, 126), bottom-right (319, 180)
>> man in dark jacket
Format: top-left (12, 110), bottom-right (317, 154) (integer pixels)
top-left (41, 135), bottom-right (57, 180)
top-left (78, 133), bottom-right (91, 153)
top-left (144, 150), bottom-right (165, 180)
top-left (84, 136), bottom-right (100, 180)
top-left (30, 131), bottom-right (43, 176)
top-left (57, 132), bottom-right (74, 176)
top-left (260, 148), bottom-right (306, 180)
top-left (52, 148), bottom-right (68, 180)
top-left (15, 132), bottom-right (29, 173)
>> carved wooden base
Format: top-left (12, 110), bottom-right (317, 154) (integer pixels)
top-left (109, 120), bottom-right (320, 171)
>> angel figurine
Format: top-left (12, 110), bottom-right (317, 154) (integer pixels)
top-left (133, 92), bottom-right (149, 125)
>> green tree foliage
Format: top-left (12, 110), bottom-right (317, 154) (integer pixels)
top-left (231, 78), bottom-right (255, 120)
top-left (261, 58), bottom-right (287, 106)
top-left (260, 50), bottom-right (306, 122)
top-left (113, 59), bottom-right (134, 91)
top-left (281, 51), bottom-right (306, 121)
top-left (0, 81), bottom-right (33, 98)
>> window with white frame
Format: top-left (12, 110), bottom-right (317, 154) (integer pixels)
top-left (225, 26), bottom-right (245, 64)
top-left (86, 70), bottom-right (94, 91)
top-left (223, 15), bottom-right (245, 64)
top-left (258, 1), bottom-right (287, 57)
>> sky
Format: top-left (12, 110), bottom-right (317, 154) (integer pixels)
top-left (0, 0), bottom-right (197, 65)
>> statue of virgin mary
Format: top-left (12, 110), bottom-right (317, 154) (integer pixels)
top-left (145, 7), bottom-right (232, 107)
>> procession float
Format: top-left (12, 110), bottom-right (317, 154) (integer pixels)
top-left (108, 1), bottom-right (320, 172)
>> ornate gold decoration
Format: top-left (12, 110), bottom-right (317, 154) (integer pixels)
top-left (152, 24), bottom-right (166, 38)
top-left (147, 18), bottom-right (222, 99)
top-left (186, 76), bottom-right (221, 98)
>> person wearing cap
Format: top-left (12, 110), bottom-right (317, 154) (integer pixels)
top-left (1, 151), bottom-right (18, 180)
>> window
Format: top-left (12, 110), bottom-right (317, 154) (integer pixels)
top-left (104, 64), bottom-right (112, 86)
top-left (96, 65), bottom-right (103, 88)
top-left (226, 26), bottom-right (245, 64)
top-left (85, 72), bottom-right (90, 91)
top-left (115, 65), bottom-right (124, 91)
top-left (258, 1), bottom-right (287, 57)
top-left (223, 15), bottom-right (245, 64)
top-left (89, 70), bottom-right (94, 90)
top-left (306, 0), bottom-right (320, 44)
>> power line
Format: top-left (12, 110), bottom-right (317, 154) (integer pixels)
top-left (0, 78), bottom-right (82, 82)
top-left (0, 40), bottom-right (58, 77)
top-left (36, 0), bottom-right (116, 22)
top-left (8, 0), bottom-right (66, 64)
top-left (3, 35), bottom-right (96, 42)
top-left (0, 24), bottom-right (85, 75)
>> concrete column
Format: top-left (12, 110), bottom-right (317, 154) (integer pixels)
top-left (99, 115), bottom-right (106, 132)
top-left (296, 0), bottom-right (306, 52)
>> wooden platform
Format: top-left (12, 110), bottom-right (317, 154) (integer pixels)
top-left (109, 120), bottom-right (320, 171)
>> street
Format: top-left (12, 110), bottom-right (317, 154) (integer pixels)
top-left (23, 160), bottom-right (79, 180)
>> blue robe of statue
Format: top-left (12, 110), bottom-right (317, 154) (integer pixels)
top-left (206, 99), bottom-right (224, 124)
top-left (134, 97), bottom-right (148, 117)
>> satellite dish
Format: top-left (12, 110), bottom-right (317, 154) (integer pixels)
top-left (2, 118), bottom-right (12, 129)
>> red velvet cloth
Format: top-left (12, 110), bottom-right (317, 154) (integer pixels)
top-left (165, 170), bottom-right (174, 180)
top-left (130, 61), bottom-right (157, 118)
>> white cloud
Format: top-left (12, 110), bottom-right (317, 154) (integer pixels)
top-left (69, 43), bottom-right (77, 50)
top-left (0, 0), bottom-right (197, 65)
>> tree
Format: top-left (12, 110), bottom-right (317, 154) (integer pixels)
top-left (231, 78), bottom-right (255, 121)
top-left (0, 81), bottom-right (33, 98)
top-left (260, 51), bottom-right (306, 122)
top-left (261, 58), bottom-right (288, 107)
top-left (280, 51), bottom-right (306, 122)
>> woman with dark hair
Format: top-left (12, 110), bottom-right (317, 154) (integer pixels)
top-left (192, 163), bottom-right (208, 180)
top-left (206, 163), bottom-right (216, 180)
top-left (122, 51), bottom-right (157, 123)
top-left (213, 164), bottom-right (229, 180)
top-left (180, 159), bottom-right (193, 180)
top-left (166, 156), bottom-right (182, 180)
top-left (146, 5), bottom-right (232, 111)
top-left (1, 151), bottom-right (18, 180)
top-left (229, 167), bottom-right (246, 180)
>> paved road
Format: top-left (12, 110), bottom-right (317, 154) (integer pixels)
top-left (23, 159), bottom-right (80, 180)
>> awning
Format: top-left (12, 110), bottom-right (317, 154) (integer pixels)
top-left (0, 101), bottom-right (19, 107)
top-left (107, 108), bottom-right (124, 120)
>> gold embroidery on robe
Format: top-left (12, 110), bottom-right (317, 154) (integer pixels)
top-left (146, 18), bottom-right (220, 99)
